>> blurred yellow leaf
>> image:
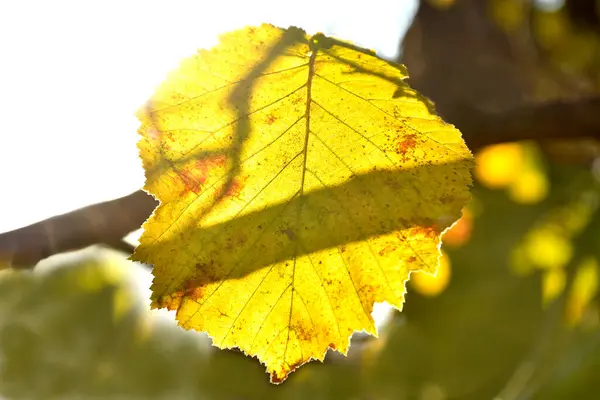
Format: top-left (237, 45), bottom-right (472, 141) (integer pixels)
top-left (475, 143), bottom-right (524, 189)
top-left (133, 24), bottom-right (473, 382)
top-left (410, 251), bottom-right (452, 297)
top-left (542, 268), bottom-right (566, 306)
top-left (507, 144), bottom-right (549, 204)
top-left (476, 142), bottom-right (549, 204)
top-left (524, 228), bottom-right (573, 270)
top-left (508, 169), bottom-right (548, 204)
top-left (566, 257), bottom-right (599, 326)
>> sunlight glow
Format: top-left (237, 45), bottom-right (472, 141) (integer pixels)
top-left (0, 0), bottom-right (416, 232)
top-left (0, 0), bottom-right (417, 329)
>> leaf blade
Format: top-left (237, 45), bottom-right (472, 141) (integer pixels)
top-left (133, 24), bottom-right (473, 383)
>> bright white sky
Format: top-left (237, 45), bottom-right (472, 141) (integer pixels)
top-left (0, 0), bottom-right (417, 327)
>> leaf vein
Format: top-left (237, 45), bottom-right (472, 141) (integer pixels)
top-left (150, 63), bottom-right (308, 114)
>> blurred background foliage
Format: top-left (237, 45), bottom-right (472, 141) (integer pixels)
top-left (2, 0), bottom-right (600, 398)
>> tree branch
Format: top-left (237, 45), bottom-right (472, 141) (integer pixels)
top-left (456, 96), bottom-right (600, 150)
top-left (0, 97), bottom-right (599, 270)
top-left (0, 190), bottom-right (157, 269)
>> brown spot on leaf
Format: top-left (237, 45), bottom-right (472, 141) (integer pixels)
top-left (313, 59), bottom-right (326, 74)
top-left (225, 178), bottom-right (245, 198)
top-left (265, 114), bottom-right (277, 125)
top-left (398, 218), bottom-right (441, 239)
top-left (165, 132), bottom-right (176, 143)
top-left (440, 194), bottom-right (455, 205)
top-left (236, 233), bottom-right (247, 245)
top-left (182, 276), bottom-right (210, 299)
top-left (178, 168), bottom-right (202, 194)
top-left (378, 244), bottom-right (396, 256)
top-left (396, 134), bottom-right (418, 156)
top-left (196, 155), bottom-right (227, 184)
top-left (171, 92), bottom-right (188, 103)
top-left (146, 127), bottom-right (161, 140)
top-left (224, 233), bottom-right (247, 250)
top-left (362, 284), bottom-right (376, 295)
top-left (158, 292), bottom-right (183, 311)
top-left (293, 324), bottom-right (313, 342)
top-left (281, 228), bottom-right (295, 241)
top-left (176, 155), bottom-right (228, 195)
top-left (416, 226), bottom-right (438, 238)
top-left (177, 262), bottom-right (223, 299)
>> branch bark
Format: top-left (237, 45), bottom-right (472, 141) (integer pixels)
top-left (0, 190), bottom-right (157, 269)
top-left (0, 97), bottom-right (599, 270)
top-left (456, 96), bottom-right (600, 150)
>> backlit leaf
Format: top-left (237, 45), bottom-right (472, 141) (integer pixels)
top-left (132, 24), bottom-right (473, 382)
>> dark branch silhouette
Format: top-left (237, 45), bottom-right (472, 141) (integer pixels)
top-left (457, 96), bottom-right (600, 149)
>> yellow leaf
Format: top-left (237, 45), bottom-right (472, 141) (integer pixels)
top-left (132, 24), bottom-right (473, 383)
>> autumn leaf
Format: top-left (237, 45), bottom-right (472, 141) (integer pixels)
top-left (132, 24), bottom-right (473, 383)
